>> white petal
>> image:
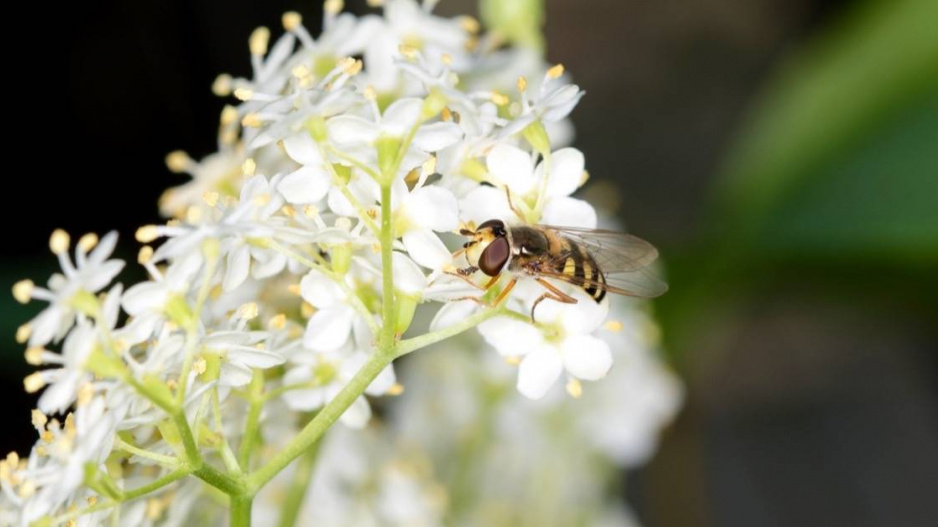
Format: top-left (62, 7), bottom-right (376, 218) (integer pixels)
top-left (392, 252), bottom-right (426, 294)
top-left (220, 362), bottom-right (254, 387)
top-left (458, 186), bottom-right (513, 226)
top-left (283, 132), bottom-right (323, 165)
top-left (429, 300), bottom-right (479, 332)
top-left (561, 335), bottom-right (612, 380)
top-left (381, 98), bottom-right (422, 136)
top-left (88, 231), bottom-right (119, 265)
top-left (84, 260), bottom-right (125, 292)
top-left (303, 307), bottom-right (354, 351)
top-left (223, 245), bottom-right (251, 292)
top-left (478, 315), bottom-right (543, 356)
top-left (229, 347), bottom-right (285, 369)
top-left (339, 396), bottom-right (372, 428)
top-left (300, 270), bottom-right (344, 308)
top-left (251, 250), bottom-right (287, 279)
top-left (401, 229), bottom-right (451, 270)
top-left (121, 282), bottom-right (165, 316)
top-left (414, 121), bottom-right (463, 152)
top-left (405, 186), bottom-right (459, 232)
top-left (517, 345), bottom-right (563, 399)
top-left (278, 166), bottom-right (330, 204)
top-left (29, 306), bottom-right (65, 347)
top-left (541, 197), bottom-right (597, 228)
top-left (536, 148), bottom-right (584, 198)
top-left (486, 144), bottom-right (535, 194)
top-left (38, 372), bottom-right (80, 414)
top-left (328, 115), bottom-right (380, 145)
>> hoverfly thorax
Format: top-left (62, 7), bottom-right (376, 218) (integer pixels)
top-left (461, 219), bottom-right (511, 277)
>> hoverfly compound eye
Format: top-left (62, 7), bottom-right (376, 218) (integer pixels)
top-left (479, 236), bottom-right (510, 276)
top-left (477, 219), bottom-right (506, 236)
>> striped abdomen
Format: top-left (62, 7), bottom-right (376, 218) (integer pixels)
top-left (555, 240), bottom-right (606, 303)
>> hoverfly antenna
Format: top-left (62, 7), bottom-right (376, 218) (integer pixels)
top-left (459, 228), bottom-right (475, 236)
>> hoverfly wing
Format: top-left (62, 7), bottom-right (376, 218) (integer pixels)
top-left (536, 266), bottom-right (668, 299)
top-left (537, 225), bottom-right (659, 273)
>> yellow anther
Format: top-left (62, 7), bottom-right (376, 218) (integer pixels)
top-left (40, 430), bottom-right (54, 443)
top-left (167, 219), bottom-right (182, 227)
top-left (186, 206), bottom-right (203, 224)
top-left (504, 356), bottom-right (521, 366)
top-left (242, 158), bottom-right (257, 176)
top-left (241, 113), bottom-right (262, 128)
top-left (212, 74), bottom-right (233, 96)
top-left (287, 283), bottom-right (302, 296)
top-left (49, 229), bottom-right (70, 254)
top-left (17, 480), bottom-right (36, 499)
top-left (77, 233), bottom-right (98, 253)
top-left (580, 169), bottom-right (590, 187)
top-left (566, 378), bottom-right (583, 398)
top-left (238, 302), bottom-right (259, 320)
top-left (339, 57), bottom-right (362, 75)
top-left (291, 64), bottom-right (311, 80)
top-left (441, 53), bottom-right (452, 65)
top-left (23, 372), bottom-right (45, 394)
top-left (547, 63), bottom-right (565, 79)
top-left (77, 384), bottom-right (93, 406)
top-left (324, 0), bottom-right (344, 15)
top-left (363, 86), bottom-right (377, 101)
top-left (604, 320), bottom-right (623, 332)
top-left (24, 347), bottom-right (44, 366)
top-left (135, 225), bottom-right (160, 243)
top-left (87, 496), bottom-right (98, 506)
top-left (441, 107), bottom-right (452, 121)
top-left (16, 324), bottom-right (31, 344)
top-left (233, 87), bottom-right (254, 102)
top-left (490, 92), bottom-right (509, 106)
top-left (300, 302), bottom-right (316, 318)
top-left (388, 383), bottom-right (405, 396)
top-left (31, 409), bottom-right (47, 430)
top-left (459, 16), bottom-right (480, 34)
top-left (220, 128), bottom-right (238, 145)
top-left (334, 217), bottom-right (352, 232)
top-left (137, 245), bottom-right (154, 265)
top-left (303, 205), bottom-right (319, 218)
top-left (202, 191), bottom-right (220, 207)
top-left (517, 76), bottom-right (528, 93)
top-left (165, 150), bottom-right (190, 173)
top-left (192, 358), bottom-right (207, 375)
top-left (12, 280), bottom-right (33, 304)
top-left (35, 446), bottom-right (47, 457)
top-left (220, 105), bottom-right (238, 126)
top-left (366, 0), bottom-right (384, 6)
top-left (281, 205), bottom-right (297, 217)
top-left (282, 11), bottom-right (302, 31)
top-left (249, 26), bottom-right (270, 56)
top-left (268, 313), bottom-right (287, 330)
top-left (253, 193), bottom-right (271, 207)
top-left (398, 44), bottom-right (418, 59)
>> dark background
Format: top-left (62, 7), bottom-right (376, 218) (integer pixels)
top-left (3, 1), bottom-right (936, 526)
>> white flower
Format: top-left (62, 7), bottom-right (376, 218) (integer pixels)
top-left (459, 145), bottom-right (596, 228)
top-left (159, 148), bottom-right (243, 218)
top-left (281, 349), bottom-right (396, 429)
top-left (499, 68), bottom-right (585, 139)
top-left (391, 175), bottom-right (460, 269)
top-left (122, 251), bottom-right (203, 319)
top-left (479, 289), bottom-right (612, 399)
top-left (300, 269), bottom-right (363, 352)
top-left (202, 330), bottom-right (284, 387)
top-left (18, 231), bottom-right (123, 347)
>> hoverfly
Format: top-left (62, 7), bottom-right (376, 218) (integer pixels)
top-left (454, 219), bottom-right (667, 321)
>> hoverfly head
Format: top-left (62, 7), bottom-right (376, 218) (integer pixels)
top-left (463, 219), bottom-right (510, 276)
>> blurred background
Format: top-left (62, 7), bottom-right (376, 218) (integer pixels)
top-left (2, 0), bottom-right (936, 525)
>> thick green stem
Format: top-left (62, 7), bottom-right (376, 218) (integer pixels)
top-left (238, 371), bottom-right (264, 470)
top-left (231, 495), bottom-right (253, 527)
top-left (276, 439), bottom-right (322, 527)
top-left (247, 351), bottom-right (392, 491)
top-left (379, 182), bottom-right (396, 352)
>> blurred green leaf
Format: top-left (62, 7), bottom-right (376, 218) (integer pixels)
top-left (713, 0), bottom-right (938, 249)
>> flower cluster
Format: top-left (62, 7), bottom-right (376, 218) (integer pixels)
top-left (3, 2), bottom-right (679, 526)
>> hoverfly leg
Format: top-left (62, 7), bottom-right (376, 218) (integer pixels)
top-left (505, 187), bottom-right (525, 222)
top-left (443, 267), bottom-right (484, 289)
top-left (530, 278), bottom-right (578, 323)
top-left (491, 277), bottom-right (517, 307)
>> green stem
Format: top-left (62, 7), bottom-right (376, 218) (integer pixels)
top-left (238, 371), bottom-right (264, 470)
top-left (173, 410), bottom-right (202, 467)
top-left (194, 463), bottom-right (246, 496)
top-left (395, 306), bottom-right (514, 357)
top-left (231, 495), bottom-right (253, 527)
top-left (276, 439), bottom-right (322, 527)
top-left (379, 182), bottom-right (396, 352)
top-left (113, 438), bottom-right (181, 468)
top-left (247, 351), bottom-right (392, 491)
top-left (50, 468), bottom-right (190, 525)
